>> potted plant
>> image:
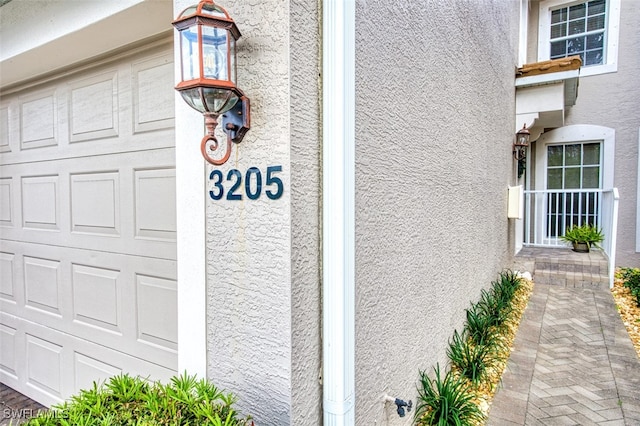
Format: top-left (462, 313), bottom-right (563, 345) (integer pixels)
top-left (560, 224), bottom-right (604, 253)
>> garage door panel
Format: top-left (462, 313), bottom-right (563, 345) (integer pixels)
top-left (0, 240), bottom-right (177, 367)
top-left (0, 45), bottom-right (177, 406)
top-left (24, 256), bottom-right (63, 317)
top-left (71, 264), bottom-right (121, 332)
top-left (134, 168), bottom-right (177, 241)
top-left (0, 105), bottom-right (10, 153)
top-left (20, 91), bottom-right (57, 150)
top-left (1, 149), bottom-right (176, 259)
top-left (0, 323), bottom-right (18, 378)
top-left (133, 55), bottom-right (175, 134)
top-left (70, 171), bottom-right (120, 236)
top-left (1, 312), bottom-right (176, 407)
top-left (69, 71), bottom-right (119, 143)
top-left (22, 175), bottom-right (60, 231)
top-left (0, 251), bottom-right (16, 300)
top-left (0, 52), bottom-right (174, 167)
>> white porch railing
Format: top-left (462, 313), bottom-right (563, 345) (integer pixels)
top-left (523, 188), bottom-right (620, 287)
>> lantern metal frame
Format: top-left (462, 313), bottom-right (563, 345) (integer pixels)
top-left (513, 124), bottom-right (530, 161)
top-left (173, 0), bottom-right (250, 166)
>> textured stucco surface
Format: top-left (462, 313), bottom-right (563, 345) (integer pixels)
top-left (527, 1), bottom-right (640, 267)
top-left (354, 1), bottom-right (520, 424)
top-left (202, 1), bottom-right (293, 424)
top-left (289, 0), bottom-right (323, 425)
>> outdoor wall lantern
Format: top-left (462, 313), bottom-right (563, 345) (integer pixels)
top-left (173, 0), bottom-right (250, 165)
top-left (513, 124), bottom-right (530, 161)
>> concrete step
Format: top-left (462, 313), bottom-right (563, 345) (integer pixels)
top-left (516, 247), bottom-right (611, 288)
top-left (534, 258), bottom-right (608, 275)
top-left (532, 270), bottom-right (609, 288)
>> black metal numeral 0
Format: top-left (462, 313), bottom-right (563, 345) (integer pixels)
top-left (245, 167), bottom-right (262, 200)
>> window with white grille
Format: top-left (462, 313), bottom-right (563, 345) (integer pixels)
top-left (538, 0), bottom-right (620, 76)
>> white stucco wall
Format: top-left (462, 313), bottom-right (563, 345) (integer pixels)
top-left (197, 1), bottom-right (294, 424)
top-left (289, 1), bottom-right (323, 424)
top-left (353, 1), bottom-right (520, 424)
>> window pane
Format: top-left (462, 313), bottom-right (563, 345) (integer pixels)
top-left (565, 144), bottom-right (581, 166)
top-left (586, 33), bottom-right (604, 49)
top-left (551, 8), bottom-right (568, 24)
top-left (551, 40), bottom-right (567, 58)
top-left (585, 49), bottom-right (603, 65)
top-left (569, 3), bottom-right (586, 19)
top-left (583, 143), bottom-right (600, 165)
top-left (567, 36), bottom-right (585, 54)
top-left (548, 145), bottom-right (563, 166)
top-left (588, 0), bottom-right (605, 15)
top-left (551, 23), bottom-right (567, 39)
top-left (568, 19), bottom-right (585, 35)
top-left (548, 168), bottom-right (563, 189)
top-left (583, 166), bottom-right (600, 188)
top-left (565, 167), bottom-right (581, 189)
top-left (587, 15), bottom-right (605, 31)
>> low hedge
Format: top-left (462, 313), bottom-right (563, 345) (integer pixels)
top-left (24, 373), bottom-right (252, 426)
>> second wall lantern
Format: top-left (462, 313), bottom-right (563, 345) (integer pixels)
top-left (173, 0), bottom-right (250, 165)
top-left (513, 124), bottom-right (530, 161)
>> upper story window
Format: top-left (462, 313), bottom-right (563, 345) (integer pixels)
top-left (538, 0), bottom-right (621, 76)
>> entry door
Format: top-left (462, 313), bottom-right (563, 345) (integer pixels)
top-left (545, 142), bottom-right (602, 238)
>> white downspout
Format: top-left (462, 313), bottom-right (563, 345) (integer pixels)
top-left (322, 0), bottom-right (356, 424)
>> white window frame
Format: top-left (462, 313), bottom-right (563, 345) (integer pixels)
top-left (538, 0), bottom-right (621, 77)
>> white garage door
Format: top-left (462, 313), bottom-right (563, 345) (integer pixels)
top-left (0, 43), bottom-right (178, 406)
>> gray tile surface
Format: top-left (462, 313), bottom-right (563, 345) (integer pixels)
top-left (0, 383), bottom-right (46, 425)
top-left (488, 283), bottom-right (640, 425)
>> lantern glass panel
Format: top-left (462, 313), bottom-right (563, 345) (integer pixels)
top-left (180, 27), bottom-right (200, 81)
top-left (202, 87), bottom-right (238, 114)
top-left (202, 26), bottom-right (228, 80)
top-left (180, 88), bottom-right (206, 113)
top-left (229, 37), bottom-right (236, 84)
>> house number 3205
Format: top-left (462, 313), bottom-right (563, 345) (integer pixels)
top-left (209, 165), bottom-right (284, 201)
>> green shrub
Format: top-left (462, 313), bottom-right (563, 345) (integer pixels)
top-left (492, 270), bottom-right (522, 306)
top-left (24, 373), bottom-right (252, 426)
top-left (560, 224), bottom-right (604, 249)
top-left (464, 302), bottom-right (500, 347)
top-left (446, 330), bottom-right (493, 385)
top-left (415, 364), bottom-right (484, 426)
top-left (621, 267), bottom-right (640, 307)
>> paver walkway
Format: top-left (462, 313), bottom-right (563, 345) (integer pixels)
top-left (0, 384), bottom-right (45, 425)
top-left (488, 283), bottom-right (640, 425)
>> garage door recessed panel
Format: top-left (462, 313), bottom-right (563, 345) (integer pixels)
top-left (0, 178), bottom-right (13, 226)
top-left (26, 334), bottom-right (62, 396)
top-left (24, 256), bottom-right (61, 316)
top-left (0, 107), bottom-right (10, 153)
top-left (72, 264), bottom-right (120, 332)
top-left (0, 324), bottom-right (17, 377)
top-left (0, 252), bottom-right (15, 300)
top-left (22, 176), bottom-right (59, 230)
top-left (74, 352), bottom-right (121, 391)
top-left (134, 59), bottom-right (175, 133)
top-left (136, 274), bottom-right (177, 350)
top-left (21, 95), bottom-right (56, 149)
top-left (70, 73), bottom-right (118, 142)
top-left (135, 169), bottom-right (176, 241)
top-left (71, 172), bottom-right (119, 236)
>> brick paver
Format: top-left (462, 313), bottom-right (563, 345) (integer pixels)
top-left (488, 283), bottom-right (640, 425)
top-left (0, 384), bottom-right (46, 425)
